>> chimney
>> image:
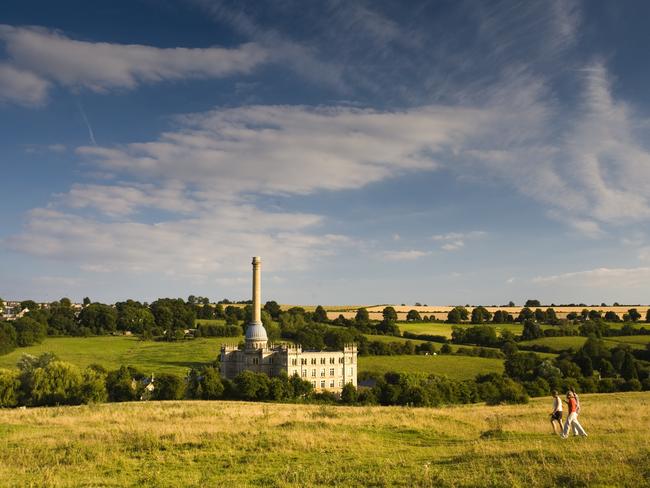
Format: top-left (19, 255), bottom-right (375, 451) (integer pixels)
top-left (252, 256), bottom-right (262, 325)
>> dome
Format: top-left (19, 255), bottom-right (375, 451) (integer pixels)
top-left (245, 322), bottom-right (268, 342)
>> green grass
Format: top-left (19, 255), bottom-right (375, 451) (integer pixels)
top-left (398, 322), bottom-right (526, 338)
top-left (359, 354), bottom-right (504, 379)
top-left (519, 335), bottom-right (650, 352)
top-left (0, 336), bottom-right (241, 375)
top-left (1, 393), bottom-right (649, 487)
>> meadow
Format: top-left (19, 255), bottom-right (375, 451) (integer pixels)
top-left (519, 335), bottom-right (650, 352)
top-left (0, 336), bottom-right (505, 380)
top-left (0, 392), bottom-right (648, 487)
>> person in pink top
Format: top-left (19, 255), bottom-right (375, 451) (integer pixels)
top-left (561, 391), bottom-right (587, 439)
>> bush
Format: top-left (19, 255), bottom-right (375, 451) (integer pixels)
top-left (0, 322), bottom-right (17, 355)
top-left (28, 361), bottom-right (85, 406)
top-left (106, 366), bottom-right (139, 402)
top-left (0, 368), bottom-right (20, 407)
top-left (13, 317), bottom-right (47, 347)
top-left (187, 367), bottom-right (224, 400)
top-left (341, 383), bottom-right (357, 404)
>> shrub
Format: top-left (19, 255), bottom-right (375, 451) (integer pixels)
top-left (106, 366), bottom-right (139, 402)
top-left (29, 361), bottom-right (85, 406)
top-left (187, 367), bottom-right (224, 400)
top-left (0, 368), bottom-right (20, 407)
top-left (340, 383), bottom-right (357, 404)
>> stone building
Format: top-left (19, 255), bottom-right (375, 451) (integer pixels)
top-left (220, 257), bottom-right (357, 392)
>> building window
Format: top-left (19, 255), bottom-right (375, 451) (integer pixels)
top-left (301, 370), bottom-right (307, 377)
top-left (253, 358), bottom-right (259, 365)
top-left (330, 380), bottom-right (335, 388)
top-left (350, 367), bottom-right (354, 376)
top-left (338, 380), bottom-right (343, 387)
top-left (311, 369), bottom-right (316, 377)
top-left (351, 356), bottom-right (354, 364)
top-left (320, 369), bottom-right (325, 377)
top-left (329, 368), bottom-right (335, 376)
top-left (301, 358), bottom-right (307, 365)
top-left (329, 357), bottom-right (335, 364)
top-left (312, 381), bottom-right (316, 387)
top-left (291, 359), bottom-right (297, 366)
top-left (339, 357), bottom-right (344, 364)
top-left (320, 358), bottom-right (326, 365)
top-left (311, 358), bottom-right (316, 365)
top-left (320, 380), bottom-right (325, 388)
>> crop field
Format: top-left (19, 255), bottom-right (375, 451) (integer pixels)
top-left (1, 392), bottom-right (649, 487)
top-left (358, 355), bottom-right (503, 379)
top-left (0, 337), bottom-right (236, 375)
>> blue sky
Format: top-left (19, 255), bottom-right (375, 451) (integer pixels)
top-left (1, 0), bottom-right (650, 305)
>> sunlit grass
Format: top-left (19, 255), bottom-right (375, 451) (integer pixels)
top-left (0, 393), bottom-right (648, 487)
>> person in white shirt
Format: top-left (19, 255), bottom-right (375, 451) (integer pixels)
top-left (550, 390), bottom-right (563, 435)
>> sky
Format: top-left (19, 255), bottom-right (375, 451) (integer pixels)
top-left (1, 0), bottom-right (650, 306)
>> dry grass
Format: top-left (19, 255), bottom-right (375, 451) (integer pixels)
top-left (1, 393), bottom-right (649, 487)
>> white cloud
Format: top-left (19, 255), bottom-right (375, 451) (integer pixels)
top-left (532, 267), bottom-right (650, 288)
top-left (0, 25), bottom-right (270, 104)
top-left (0, 62), bottom-right (49, 105)
top-left (77, 104), bottom-right (488, 196)
top-left (432, 231), bottom-right (486, 251)
top-left (5, 206), bottom-right (345, 278)
top-left (382, 250), bottom-right (431, 261)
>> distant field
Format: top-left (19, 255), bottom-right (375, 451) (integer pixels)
top-left (359, 355), bottom-right (503, 379)
top-left (519, 335), bottom-right (650, 352)
top-left (398, 322), bottom-right (526, 338)
top-left (0, 337), bottom-right (238, 375)
top-left (1, 393), bottom-right (648, 486)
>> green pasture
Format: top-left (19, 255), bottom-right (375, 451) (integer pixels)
top-left (358, 354), bottom-right (504, 380)
top-left (519, 335), bottom-right (650, 352)
top-left (0, 336), bottom-right (240, 375)
top-left (398, 321), bottom-right (526, 338)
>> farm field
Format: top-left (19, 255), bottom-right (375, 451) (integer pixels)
top-left (398, 321), bottom-right (528, 338)
top-left (519, 335), bottom-right (650, 352)
top-left (1, 393), bottom-right (649, 487)
top-left (359, 355), bottom-right (503, 379)
top-left (0, 336), bottom-right (238, 375)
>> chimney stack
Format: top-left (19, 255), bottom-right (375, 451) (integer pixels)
top-left (251, 256), bottom-right (262, 325)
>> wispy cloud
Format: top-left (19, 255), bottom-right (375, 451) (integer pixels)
top-left (382, 250), bottom-right (431, 261)
top-left (432, 231), bottom-right (486, 251)
top-left (533, 267), bottom-right (650, 288)
top-left (0, 25), bottom-right (271, 105)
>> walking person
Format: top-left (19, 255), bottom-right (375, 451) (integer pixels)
top-left (570, 386), bottom-right (581, 435)
top-left (562, 391), bottom-right (587, 439)
top-left (549, 390), bottom-right (563, 435)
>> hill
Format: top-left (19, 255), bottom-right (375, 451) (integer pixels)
top-left (1, 393), bottom-right (649, 487)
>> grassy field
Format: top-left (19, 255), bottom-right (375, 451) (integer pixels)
top-left (1, 393), bottom-right (649, 487)
top-left (0, 336), bottom-right (240, 375)
top-left (359, 355), bottom-right (503, 379)
top-left (398, 322), bottom-right (527, 338)
top-left (519, 335), bottom-right (650, 352)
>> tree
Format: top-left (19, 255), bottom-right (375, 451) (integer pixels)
top-left (78, 303), bottom-right (118, 334)
top-left (83, 297), bottom-right (91, 307)
top-left (313, 305), bottom-right (329, 323)
top-left (355, 308), bottom-right (369, 323)
top-left (106, 366), bottom-right (138, 402)
top-left (517, 307), bottom-right (534, 322)
top-left (493, 310), bottom-right (513, 323)
top-left (116, 301), bottom-right (155, 334)
top-left (341, 383), bottom-right (357, 404)
top-left (0, 369), bottom-right (20, 407)
top-left (20, 300), bottom-right (39, 311)
top-left (234, 371), bottom-right (270, 400)
top-left (13, 317), bottom-right (47, 346)
top-left (508, 301), bottom-right (515, 307)
top-left (645, 309), bottom-right (650, 323)
top-left (382, 307), bottom-right (398, 321)
top-left (447, 306), bottom-right (469, 324)
top-left (263, 301), bottom-right (282, 320)
top-left (525, 299), bottom-right (541, 307)
top-left (0, 322), bottom-right (17, 355)
top-left (627, 308), bottom-right (641, 322)
top-left (471, 306), bottom-right (492, 324)
top-left (153, 373), bottom-right (186, 400)
top-left (545, 308), bottom-right (558, 324)
top-left (28, 361), bottom-right (86, 406)
top-left (620, 351), bottom-right (638, 380)
top-left (406, 309), bottom-right (422, 322)
top-left (605, 311), bottom-right (620, 322)
top-left (521, 320), bottom-right (542, 340)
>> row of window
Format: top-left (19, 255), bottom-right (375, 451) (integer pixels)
top-left (290, 356), bottom-right (355, 366)
top-left (309, 379), bottom-right (355, 388)
top-left (290, 368), bottom-right (354, 378)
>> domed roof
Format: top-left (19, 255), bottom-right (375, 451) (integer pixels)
top-left (245, 322), bottom-right (268, 342)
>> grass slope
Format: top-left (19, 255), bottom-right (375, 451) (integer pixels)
top-left (519, 335), bottom-right (650, 352)
top-left (1, 393), bottom-right (649, 487)
top-left (359, 355), bottom-right (503, 379)
top-left (0, 337), bottom-right (239, 375)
